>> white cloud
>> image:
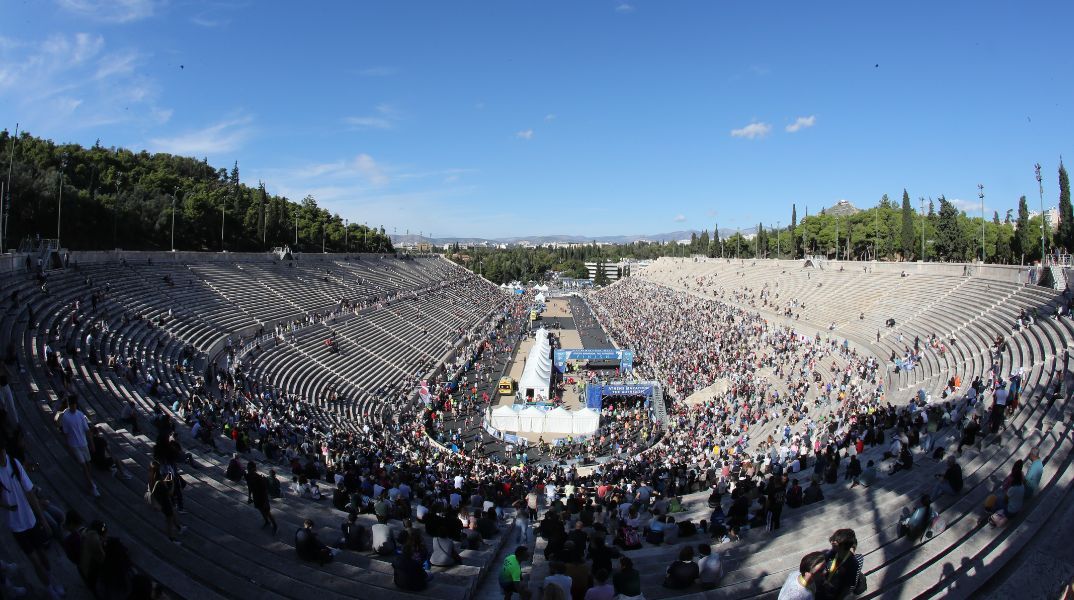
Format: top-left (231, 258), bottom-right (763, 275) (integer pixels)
top-left (353, 153), bottom-right (389, 186)
top-left (344, 103), bottom-right (401, 130)
top-left (615, 3), bottom-right (634, 12)
top-left (148, 115), bottom-right (254, 156)
top-left (545, 113), bottom-right (556, 122)
top-left (55, 0), bottom-right (159, 23)
top-left (516, 129), bottom-right (534, 140)
top-left (785, 115), bottom-right (816, 133)
top-left (950, 198), bottom-right (991, 214)
top-left (674, 214), bottom-right (686, 222)
top-left (0, 32), bottom-right (167, 131)
top-left (730, 121), bottom-right (772, 139)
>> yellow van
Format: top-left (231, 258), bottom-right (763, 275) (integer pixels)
top-left (498, 377), bottom-right (515, 395)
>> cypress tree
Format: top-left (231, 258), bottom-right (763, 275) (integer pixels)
top-left (900, 189), bottom-right (915, 260)
top-left (1058, 160), bottom-right (1073, 251)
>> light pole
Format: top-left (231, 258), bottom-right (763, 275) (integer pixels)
top-left (171, 186), bottom-right (179, 251)
top-left (2, 122), bottom-right (17, 254)
top-left (874, 204), bottom-right (879, 260)
top-left (344, 219), bottom-right (349, 252)
top-left (920, 198), bottom-right (926, 261)
top-left (1036, 163), bottom-right (1046, 260)
top-left (978, 184), bottom-right (985, 263)
top-left (834, 217), bottom-right (839, 260)
top-left (294, 210), bottom-right (299, 246)
top-left (221, 185), bottom-right (227, 252)
top-left (57, 153), bottom-right (68, 247)
top-left (113, 174), bottom-right (121, 249)
top-left (321, 218), bottom-right (326, 253)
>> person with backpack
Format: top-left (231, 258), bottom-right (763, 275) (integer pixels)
top-left (816, 529), bottom-right (861, 600)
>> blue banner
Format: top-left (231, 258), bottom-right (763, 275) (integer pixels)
top-left (554, 348), bottom-right (634, 371)
top-left (584, 382), bottom-right (655, 408)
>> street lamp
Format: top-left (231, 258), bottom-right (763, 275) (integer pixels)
top-left (221, 185), bottom-right (227, 252)
top-left (1036, 163), bottom-right (1046, 261)
top-left (2, 122), bottom-right (17, 254)
top-left (57, 153), bottom-right (68, 247)
top-left (978, 184), bottom-right (985, 263)
top-left (294, 209), bottom-right (299, 246)
top-left (171, 186), bottom-right (179, 252)
top-left (345, 219), bottom-right (349, 252)
top-left (920, 198), bottom-right (926, 261)
top-left (321, 218), bottom-right (326, 253)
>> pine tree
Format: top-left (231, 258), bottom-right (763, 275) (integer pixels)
top-left (790, 204), bottom-right (797, 259)
top-left (900, 190), bottom-right (915, 260)
top-left (710, 223), bottom-right (720, 257)
top-left (1015, 195), bottom-right (1031, 261)
top-left (879, 193), bottom-right (891, 209)
top-left (1058, 160), bottom-right (1072, 251)
top-left (935, 197), bottom-right (965, 261)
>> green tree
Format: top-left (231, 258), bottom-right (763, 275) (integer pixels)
top-left (709, 223), bottom-right (720, 257)
top-left (935, 197), bottom-right (966, 261)
top-left (1058, 160), bottom-right (1073, 251)
top-left (594, 261), bottom-right (610, 285)
top-left (790, 204), bottom-right (797, 259)
top-left (1014, 195), bottom-right (1033, 262)
top-left (900, 190), bottom-right (915, 260)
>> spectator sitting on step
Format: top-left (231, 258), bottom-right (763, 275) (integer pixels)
top-left (889, 446), bottom-right (913, 475)
top-left (663, 545), bottom-right (699, 590)
top-left (778, 551), bottom-right (827, 600)
top-left (802, 479), bottom-right (824, 505)
top-left (851, 461), bottom-right (877, 488)
top-left (931, 456), bottom-right (964, 500)
top-left (1024, 447), bottom-right (1044, 500)
top-left (371, 515), bottom-right (397, 556)
top-left (266, 469), bottom-right (281, 499)
top-left (899, 495), bottom-right (935, 542)
top-left (393, 535), bottom-right (432, 592)
top-left (338, 512), bottom-right (369, 551)
top-left (295, 519), bottom-right (338, 565)
top-left (697, 543), bottom-right (723, 590)
top-left (224, 454), bottom-right (243, 482)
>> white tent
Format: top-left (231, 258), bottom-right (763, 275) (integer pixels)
top-left (571, 407), bottom-right (600, 434)
top-left (519, 406), bottom-right (545, 433)
top-left (544, 407), bottom-right (574, 434)
top-left (490, 405), bottom-right (519, 431)
top-left (519, 328), bottom-right (552, 400)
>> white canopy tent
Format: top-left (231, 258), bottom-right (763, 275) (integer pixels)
top-left (490, 405), bottom-right (519, 431)
top-left (571, 407), bottom-right (600, 434)
top-left (519, 406), bottom-right (545, 433)
top-left (544, 407), bottom-right (575, 434)
top-left (519, 328), bottom-right (552, 400)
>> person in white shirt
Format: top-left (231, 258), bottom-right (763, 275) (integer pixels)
top-left (0, 445), bottom-right (65, 598)
top-left (57, 398), bottom-right (99, 498)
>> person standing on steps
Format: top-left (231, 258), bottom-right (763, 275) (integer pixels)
top-left (57, 397), bottom-right (99, 498)
top-left (0, 444), bottom-right (66, 599)
top-left (246, 461), bottom-right (278, 534)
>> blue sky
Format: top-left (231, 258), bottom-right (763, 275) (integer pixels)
top-left (2, 1), bottom-right (1073, 239)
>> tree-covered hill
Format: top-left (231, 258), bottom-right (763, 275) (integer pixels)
top-left (0, 130), bottom-right (392, 253)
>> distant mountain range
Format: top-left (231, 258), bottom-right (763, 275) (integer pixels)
top-left (391, 227), bottom-right (759, 246)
